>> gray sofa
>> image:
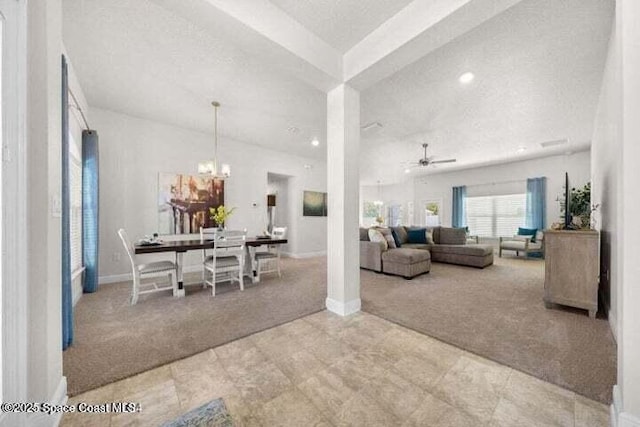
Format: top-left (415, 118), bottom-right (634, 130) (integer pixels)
top-left (360, 226), bottom-right (494, 277)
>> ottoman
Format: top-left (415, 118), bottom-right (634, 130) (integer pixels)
top-left (382, 248), bottom-right (431, 279)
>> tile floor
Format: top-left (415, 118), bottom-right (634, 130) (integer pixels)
top-left (61, 311), bottom-right (609, 427)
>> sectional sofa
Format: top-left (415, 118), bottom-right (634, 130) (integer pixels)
top-left (360, 225), bottom-right (494, 278)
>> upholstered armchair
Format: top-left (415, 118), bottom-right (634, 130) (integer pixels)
top-left (499, 232), bottom-right (544, 257)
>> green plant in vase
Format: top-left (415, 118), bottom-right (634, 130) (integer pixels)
top-left (209, 205), bottom-right (236, 229)
top-left (568, 183), bottom-right (599, 229)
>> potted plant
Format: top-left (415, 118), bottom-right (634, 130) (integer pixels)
top-left (209, 205), bottom-right (236, 230)
top-left (567, 183), bottom-right (599, 230)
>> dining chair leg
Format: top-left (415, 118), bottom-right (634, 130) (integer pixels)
top-left (131, 272), bottom-right (140, 305)
top-left (239, 255), bottom-right (245, 291)
top-left (277, 255), bottom-right (282, 278)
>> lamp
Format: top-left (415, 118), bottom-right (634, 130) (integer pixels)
top-left (198, 101), bottom-right (231, 178)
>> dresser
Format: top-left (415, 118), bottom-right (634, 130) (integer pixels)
top-left (543, 230), bottom-right (600, 318)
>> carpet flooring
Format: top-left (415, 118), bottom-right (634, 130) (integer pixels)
top-left (361, 256), bottom-right (617, 404)
top-left (63, 257), bottom-right (326, 396)
top-left (65, 255), bottom-right (616, 404)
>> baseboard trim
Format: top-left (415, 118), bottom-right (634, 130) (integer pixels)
top-left (612, 385), bottom-right (640, 427)
top-left (27, 376), bottom-right (67, 427)
top-left (283, 251), bottom-right (327, 259)
top-left (326, 297), bottom-right (361, 316)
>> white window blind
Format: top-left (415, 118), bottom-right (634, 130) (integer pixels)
top-left (69, 133), bottom-right (83, 274)
top-left (466, 193), bottom-right (526, 237)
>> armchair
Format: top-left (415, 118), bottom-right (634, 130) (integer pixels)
top-left (499, 232), bottom-right (544, 258)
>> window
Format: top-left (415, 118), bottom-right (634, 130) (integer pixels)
top-left (69, 133), bottom-right (83, 274)
top-left (362, 201), bottom-right (380, 227)
top-left (466, 194), bottom-right (526, 237)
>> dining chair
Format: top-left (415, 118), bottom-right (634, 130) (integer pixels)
top-left (256, 226), bottom-right (287, 281)
top-left (200, 228), bottom-right (247, 296)
top-left (117, 228), bottom-right (178, 305)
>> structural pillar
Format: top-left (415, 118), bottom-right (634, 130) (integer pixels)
top-left (613, 0), bottom-right (640, 426)
top-left (326, 84), bottom-right (361, 316)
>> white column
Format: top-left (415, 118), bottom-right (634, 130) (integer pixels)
top-left (326, 84), bottom-right (361, 316)
top-left (615, 0), bottom-right (640, 425)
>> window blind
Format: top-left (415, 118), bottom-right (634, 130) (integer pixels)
top-left (466, 193), bottom-right (526, 237)
top-left (69, 133), bottom-right (83, 274)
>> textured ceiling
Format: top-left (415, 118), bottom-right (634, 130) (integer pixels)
top-left (359, 0), bottom-right (614, 184)
top-left (268, 0), bottom-right (414, 52)
top-left (63, 0), bottom-right (613, 183)
top-left (62, 0), bottom-right (327, 160)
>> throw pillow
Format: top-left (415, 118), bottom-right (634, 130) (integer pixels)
top-left (391, 226), bottom-right (409, 244)
top-left (425, 229), bottom-right (434, 245)
top-left (377, 228), bottom-right (397, 249)
top-left (407, 228), bottom-right (427, 244)
top-left (517, 227), bottom-right (538, 243)
top-left (368, 228), bottom-right (388, 250)
top-left (391, 229), bottom-right (402, 248)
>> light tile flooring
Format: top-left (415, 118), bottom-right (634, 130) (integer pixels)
top-left (62, 311), bottom-right (609, 427)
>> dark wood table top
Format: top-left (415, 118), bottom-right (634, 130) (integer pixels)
top-left (134, 237), bottom-right (288, 254)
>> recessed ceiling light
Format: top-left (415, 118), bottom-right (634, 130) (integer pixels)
top-left (311, 138), bottom-right (320, 147)
top-left (303, 164), bottom-right (312, 169)
top-left (517, 147), bottom-right (527, 153)
top-left (459, 72), bottom-right (475, 84)
top-left (287, 126), bottom-right (300, 134)
top-left (404, 168), bottom-right (411, 174)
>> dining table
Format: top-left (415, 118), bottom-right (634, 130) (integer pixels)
top-left (134, 237), bottom-right (288, 296)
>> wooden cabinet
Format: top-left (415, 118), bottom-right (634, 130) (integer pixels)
top-left (544, 230), bottom-right (600, 318)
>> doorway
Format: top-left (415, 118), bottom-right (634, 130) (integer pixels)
top-left (267, 172), bottom-right (292, 254)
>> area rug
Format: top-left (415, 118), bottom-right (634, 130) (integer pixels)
top-left (160, 398), bottom-right (233, 427)
top-left (360, 256), bottom-right (617, 404)
top-left (63, 257), bottom-right (326, 396)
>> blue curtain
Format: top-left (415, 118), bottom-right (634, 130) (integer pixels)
top-left (82, 130), bottom-right (100, 293)
top-left (526, 177), bottom-right (546, 230)
top-left (62, 56), bottom-right (73, 350)
top-left (452, 186), bottom-right (467, 228)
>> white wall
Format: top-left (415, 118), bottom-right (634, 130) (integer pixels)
top-left (94, 108), bottom-right (327, 282)
top-left (591, 11), bottom-right (621, 341)
top-left (26, 0), bottom-right (67, 423)
top-left (412, 151), bottom-right (591, 228)
top-left (361, 151), bottom-right (591, 230)
top-left (616, 0), bottom-right (640, 422)
top-left (592, 3), bottom-right (640, 423)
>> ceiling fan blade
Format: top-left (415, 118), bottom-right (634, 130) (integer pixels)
top-left (431, 159), bottom-right (456, 164)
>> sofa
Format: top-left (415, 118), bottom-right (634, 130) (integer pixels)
top-left (360, 226), bottom-right (494, 278)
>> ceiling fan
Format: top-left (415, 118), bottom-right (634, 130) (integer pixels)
top-left (406, 143), bottom-right (457, 170)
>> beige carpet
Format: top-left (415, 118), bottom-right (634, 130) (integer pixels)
top-left (361, 256), bottom-right (616, 404)
top-left (64, 257), bottom-right (326, 396)
top-left (65, 255), bottom-right (616, 404)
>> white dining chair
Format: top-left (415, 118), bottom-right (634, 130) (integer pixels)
top-left (200, 228), bottom-right (247, 296)
top-left (256, 226), bottom-right (287, 280)
top-left (117, 229), bottom-right (178, 305)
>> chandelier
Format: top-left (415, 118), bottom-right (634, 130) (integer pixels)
top-left (198, 101), bottom-right (231, 178)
